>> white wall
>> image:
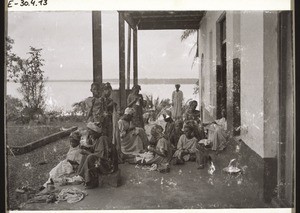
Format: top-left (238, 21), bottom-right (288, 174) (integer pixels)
top-left (198, 11), bottom-right (280, 158)
top-left (240, 11), bottom-right (265, 157)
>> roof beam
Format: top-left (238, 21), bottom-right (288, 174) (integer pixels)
top-left (138, 22), bottom-right (200, 30)
top-left (126, 11), bottom-right (204, 17)
top-left (121, 12), bottom-right (137, 30)
top-left (138, 18), bottom-right (202, 23)
top-left (119, 11), bottom-right (204, 30)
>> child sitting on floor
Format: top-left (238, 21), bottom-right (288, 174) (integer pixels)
top-left (172, 122), bottom-right (198, 165)
top-left (41, 130), bottom-right (83, 189)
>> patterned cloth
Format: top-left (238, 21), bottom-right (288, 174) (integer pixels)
top-left (85, 97), bottom-right (105, 123)
top-left (77, 136), bottom-right (112, 184)
top-left (57, 187), bottom-right (88, 204)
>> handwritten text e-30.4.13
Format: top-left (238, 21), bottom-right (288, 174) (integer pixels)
top-left (7, 0), bottom-right (48, 8)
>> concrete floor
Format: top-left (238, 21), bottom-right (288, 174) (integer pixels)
top-left (21, 137), bottom-right (271, 210)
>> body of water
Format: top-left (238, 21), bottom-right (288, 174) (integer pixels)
top-left (6, 82), bottom-right (199, 112)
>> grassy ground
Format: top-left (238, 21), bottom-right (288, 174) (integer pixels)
top-left (6, 120), bottom-right (85, 147)
top-left (6, 119), bottom-right (86, 210)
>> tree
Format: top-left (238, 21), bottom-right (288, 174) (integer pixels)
top-left (6, 38), bottom-right (47, 121)
top-left (18, 47), bottom-right (46, 119)
top-left (6, 37), bottom-right (22, 82)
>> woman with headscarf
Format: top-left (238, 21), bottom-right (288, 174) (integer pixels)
top-left (173, 122), bottom-right (198, 164)
top-left (141, 125), bottom-right (173, 172)
top-left (127, 85), bottom-right (144, 128)
top-left (118, 107), bottom-right (149, 157)
top-left (183, 100), bottom-right (201, 123)
top-left (77, 122), bottom-right (112, 189)
top-left (183, 100), bottom-right (205, 141)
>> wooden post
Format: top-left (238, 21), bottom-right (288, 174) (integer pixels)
top-left (127, 25), bottom-right (132, 89)
top-left (92, 11), bottom-right (103, 84)
top-left (133, 28), bottom-right (138, 86)
top-left (119, 13), bottom-right (126, 110)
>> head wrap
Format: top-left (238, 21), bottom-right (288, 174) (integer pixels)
top-left (87, 122), bottom-right (102, 133)
top-left (132, 84), bottom-right (141, 90)
top-left (151, 124), bottom-right (164, 138)
top-left (103, 82), bottom-right (112, 90)
top-left (175, 120), bottom-right (184, 128)
top-left (163, 110), bottom-right (172, 119)
top-left (91, 82), bottom-right (101, 89)
top-left (183, 121), bottom-right (196, 131)
top-left (189, 100), bottom-right (198, 107)
top-left (124, 107), bottom-right (135, 115)
top-left (69, 130), bottom-right (81, 142)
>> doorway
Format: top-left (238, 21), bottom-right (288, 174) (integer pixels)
top-left (216, 15), bottom-right (227, 119)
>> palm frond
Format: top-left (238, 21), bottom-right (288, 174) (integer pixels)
top-left (181, 29), bottom-right (197, 42)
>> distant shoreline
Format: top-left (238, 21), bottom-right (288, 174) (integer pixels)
top-left (8, 78), bottom-right (198, 84)
top-left (44, 78), bottom-right (198, 84)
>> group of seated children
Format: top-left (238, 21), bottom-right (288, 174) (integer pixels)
top-left (118, 100), bottom-right (229, 172)
top-left (43, 83), bottom-right (229, 190)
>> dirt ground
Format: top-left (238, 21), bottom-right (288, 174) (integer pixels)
top-left (19, 138), bottom-right (270, 210)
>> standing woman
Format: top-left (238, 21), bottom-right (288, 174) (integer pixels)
top-left (85, 82), bottom-right (103, 122)
top-left (101, 82), bottom-right (117, 143)
top-left (172, 84), bottom-right (183, 121)
top-left (127, 85), bottom-right (144, 128)
top-left (101, 82), bottom-right (119, 170)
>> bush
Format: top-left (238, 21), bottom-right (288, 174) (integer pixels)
top-left (143, 95), bottom-right (172, 121)
top-left (6, 95), bottom-right (23, 122)
top-left (71, 100), bottom-right (87, 117)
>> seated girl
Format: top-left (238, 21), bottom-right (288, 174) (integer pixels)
top-left (203, 109), bottom-right (229, 153)
top-left (118, 107), bottom-right (149, 158)
top-left (172, 122), bottom-right (198, 164)
top-left (42, 130), bottom-right (82, 188)
top-left (163, 110), bottom-right (175, 140)
top-left (137, 125), bottom-right (173, 172)
top-left (169, 120), bottom-right (184, 150)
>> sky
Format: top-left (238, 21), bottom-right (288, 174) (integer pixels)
top-left (7, 11), bottom-right (199, 81)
